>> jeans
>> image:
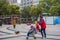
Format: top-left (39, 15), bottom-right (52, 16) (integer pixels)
top-left (13, 25), bottom-right (16, 29)
top-left (38, 29), bottom-right (41, 32)
top-left (40, 29), bottom-right (46, 38)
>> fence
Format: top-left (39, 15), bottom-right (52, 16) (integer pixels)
top-left (0, 15), bottom-right (20, 24)
top-left (43, 16), bottom-right (60, 25)
top-left (20, 18), bottom-right (32, 23)
top-left (0, 15), bottom-right (60, 25)
top-left (19, 16), bottom-right (60, 24)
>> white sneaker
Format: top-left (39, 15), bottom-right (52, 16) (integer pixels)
top-left (43, 37), bottom-right (46, 40)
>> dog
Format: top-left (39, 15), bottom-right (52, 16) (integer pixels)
top-left (15, 31), bottom-right (20, 34)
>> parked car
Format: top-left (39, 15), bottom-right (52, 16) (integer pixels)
top-left (3, 17), bottom-right (11, 24)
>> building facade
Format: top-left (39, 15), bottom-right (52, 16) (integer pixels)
top-left (6, 0), bottom-right (20, 6)
top-left (20, 0), bottom-right (39, 7)
top-left (6, 0), bottom-right (39, 9)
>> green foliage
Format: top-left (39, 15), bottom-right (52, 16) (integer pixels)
top-left (0, 0), bottom-right (20, 15)
top-left (7, 5), bottom-right (20, 15)
top-left (21, 6), bottom-right (31, 17)
top-left (1, 0), bottom-right (60, 16)
top-left (30, 6), bottom-right (42, 16)
top-left (0, 0), bottom-right (8, 15)
top-left (21, 6), bottom-right (42, 17)
top-left (39, 0), bottom-right (60, 16)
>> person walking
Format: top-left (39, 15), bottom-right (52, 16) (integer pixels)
top-left (12, 19), bottom-right (16, 29)
top-left (38, 16), bottom-right (46, 39)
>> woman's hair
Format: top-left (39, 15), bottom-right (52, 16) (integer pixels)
top-left (40, 16), bottom-right (43, 18)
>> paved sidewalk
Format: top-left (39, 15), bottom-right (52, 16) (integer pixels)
top-left (0, 24), bottom-right (60, 40)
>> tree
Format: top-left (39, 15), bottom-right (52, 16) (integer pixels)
top-left (30, 6), bottom-right (37, 16)
top-left (21, 6), bottom-right (31, 17)
top-left (50, 4), bottom-right (60, 16)
top-left (30, 6), bottom-right (42, 16)
top-left (39, 0), bottom-right (60, 16)
top-left (0, 0), bottom-right (20, 15)
top-left (0, 0), bottom-right (8, 15)
top-left (7, 5), bottom-right (20, 15)
top-left (21, 5), bottom-right (42, 18)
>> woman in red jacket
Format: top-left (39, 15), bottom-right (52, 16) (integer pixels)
top-left (35, 16), bottom-right (46, 38)
top-left (39, 16), bottom-right (46, 39)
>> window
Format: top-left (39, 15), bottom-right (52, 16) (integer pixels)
top-left (24, 3), bottom-right (26, 5)
top-left (24, 0), bottom-right (26, 2)
top-left (21, 0), bottom-right (23, 3)
top-left (30, 2), bottom-right (32, 3)
top-left (27, 0), bottom-right (29, 1)
top-left (20, 3), bottom-right (22, 5)
top-left (27, 2), bottom-right (29, 4)
top-left (13, 0), bottom-right (17, 3)
top-left (34, 0), bottom-right (38, 3)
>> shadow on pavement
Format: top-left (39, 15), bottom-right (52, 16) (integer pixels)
top-left (0, 31), bottom-right (13, 35)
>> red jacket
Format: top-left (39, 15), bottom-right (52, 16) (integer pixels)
top-left (36, 18), bottom-right (46, 33)
top-left (40, 18), bottom-right (46, 29)
top-left (35, 23), bottom-right (39, 32)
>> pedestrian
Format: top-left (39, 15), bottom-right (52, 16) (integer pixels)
top-left (12, 19), bottom-right (16, 29)
top-left (34, 20), bottom-right (41, 36)
top-left (26, 25), bottom-right (36, 40)
top-left (38, 16), bottom-right (46, 39)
